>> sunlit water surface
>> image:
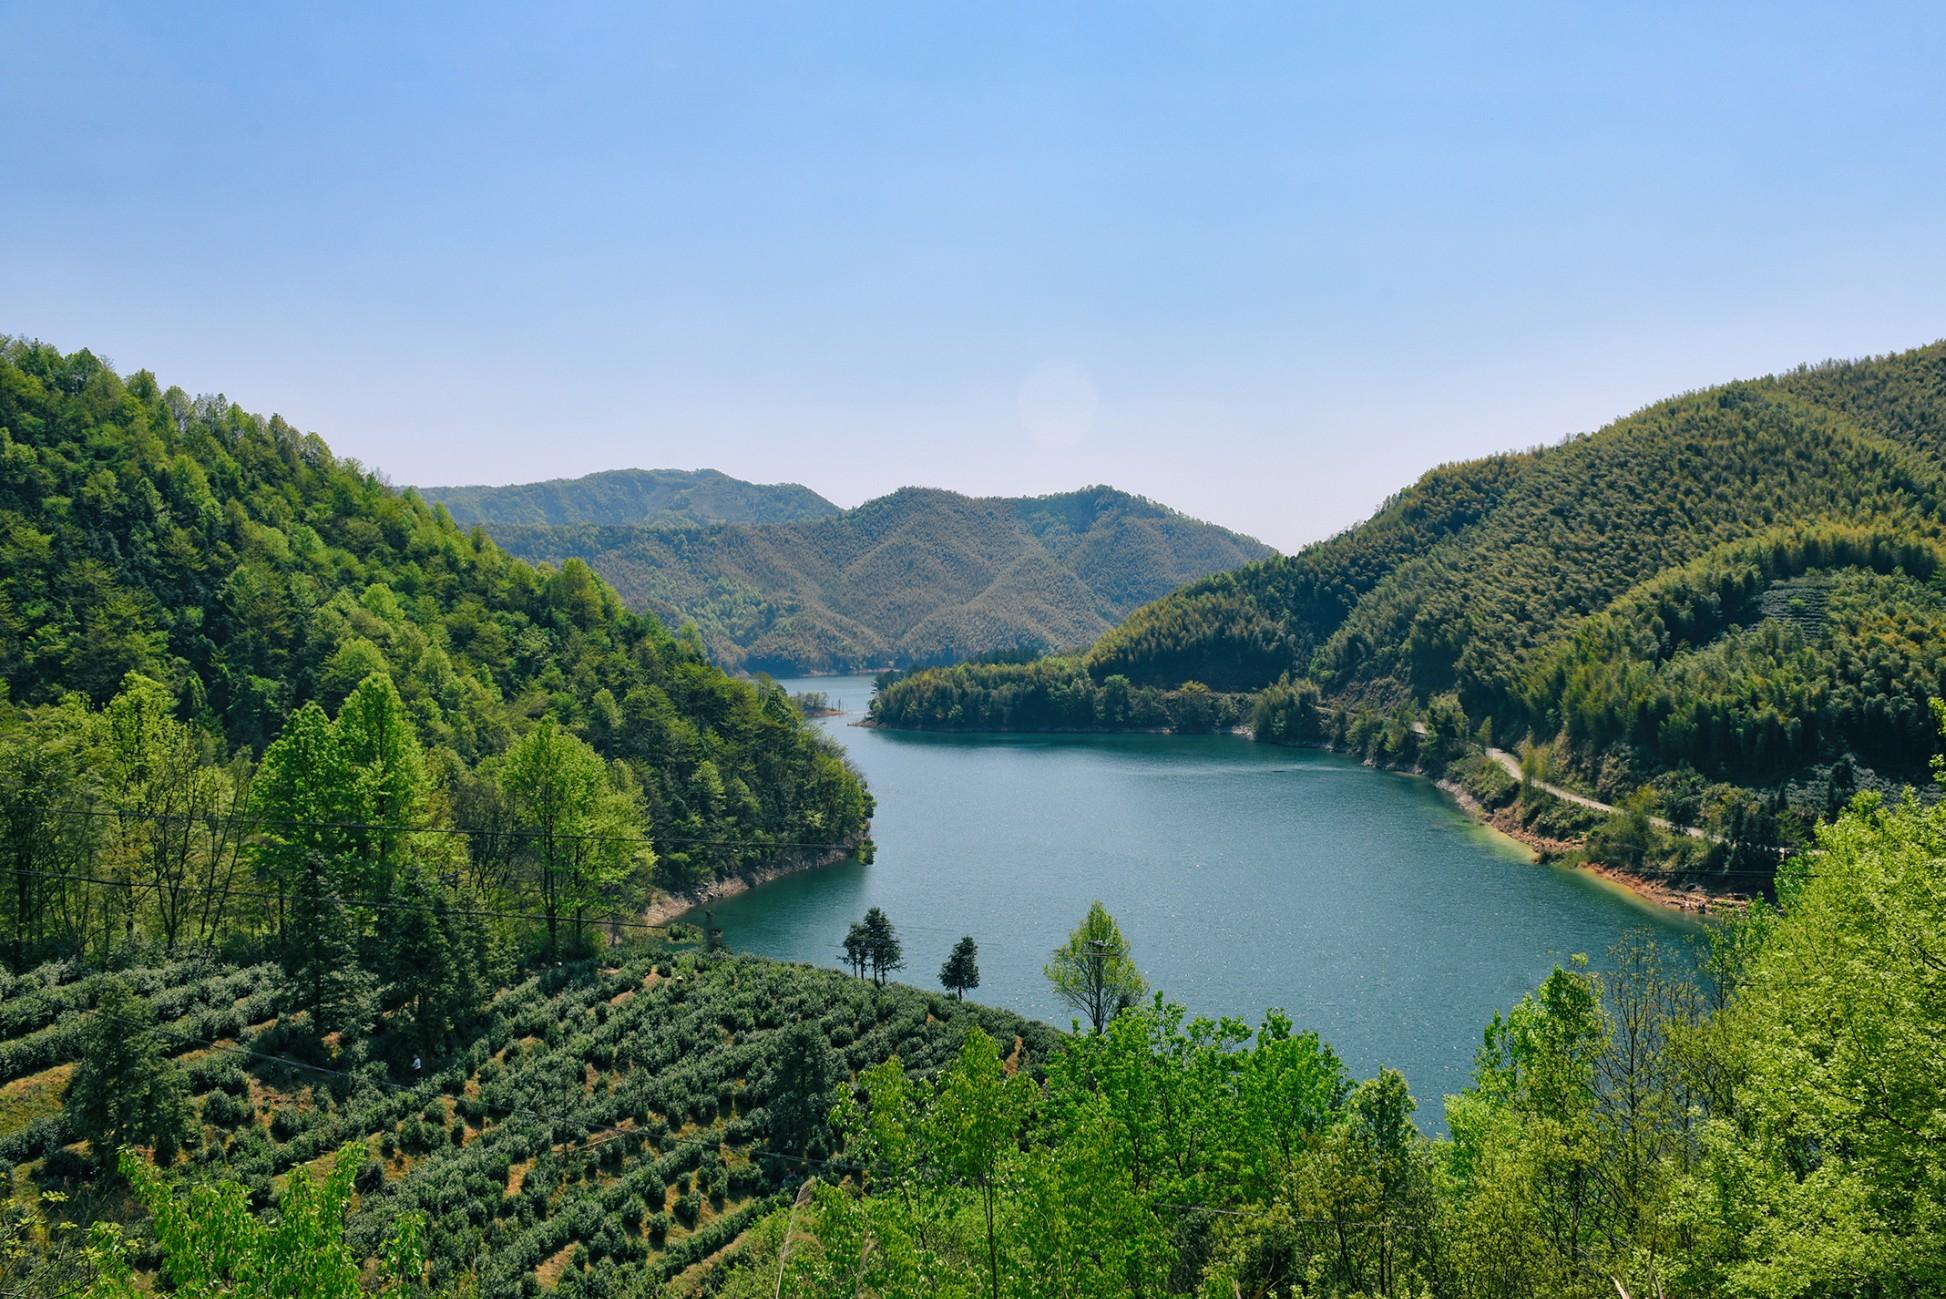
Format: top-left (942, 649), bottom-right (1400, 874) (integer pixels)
top-left (688, 675), bottom-right (1694, 1117)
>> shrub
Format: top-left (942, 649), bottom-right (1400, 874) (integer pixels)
top-left (268, 1108), bottom-right (306, 1143)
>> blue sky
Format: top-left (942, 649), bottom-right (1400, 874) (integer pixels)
top-left (4, 2), bottom-right (1944, 550)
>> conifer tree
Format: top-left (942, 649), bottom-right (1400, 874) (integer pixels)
top-left (380, 862), bottom-right (461, 1056)
top-left (65, 978), bottom-right (190, 1170)
top-left (764, 1021), bottom-right (838, 1156)
top-left (287, 858), bottom-right (375, 1040)
top-left (940, 935), bottom-right (981, 1000)
top-left (843, 921), bottom-right (870, 978)
top-left (861, 907), bottom-right (903, 987)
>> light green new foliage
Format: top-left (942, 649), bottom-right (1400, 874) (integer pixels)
top-left (765, 1028), bottom-right (1167, 1299)
top-left (249, 700), bottom-right (357, 895)
top-left (931, 1029), bottom-right (1028, 1299)
top-left (1674, 784), bottom-right (1946, 1298)
top-left (1443, 959), bottom-right (1613, 1299)
top-left (85, 1143), bottom-right (430, 1299)
top-left (330, 671), bottom-right (431, 892)
top-left (497, 716), bottom-right (652, 954)
top-left (249, 699), bottom-right (374, 1031)
top-left (1044, 900), bottom-right (1147, 1034)
top-left (97, 672), bottom-right (234, 953)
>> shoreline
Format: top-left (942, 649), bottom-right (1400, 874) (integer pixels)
top-left (640, 842), bottom-right (860, 926)
top-left (1434, 778), bottom-right (1747, 916)
top-left (678, 707), bottom-right (1751, 923)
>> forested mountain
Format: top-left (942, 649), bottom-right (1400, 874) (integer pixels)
top-left (873, 342), bottom-right (1946, 852)
top-left (4, 336), bottom-right (1942, 1297)
top-left (0, 339), bottom-right (871, 915)
top-left (487, 485), bottom-right (1275, 674)
top-left (418, 467), bottom-right (840, 528)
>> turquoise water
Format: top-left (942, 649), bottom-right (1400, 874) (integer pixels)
top-left (693, 675), bottom-right (1694, 1114)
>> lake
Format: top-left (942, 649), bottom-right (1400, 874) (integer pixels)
top-left (691, 674), bottom-right (1695, 1116)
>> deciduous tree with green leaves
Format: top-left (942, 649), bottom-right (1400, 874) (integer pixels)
top-left (249, 700), bottom-right (356, 938)
top-left (331, 671), bottom-right (431, 898)
top-left (498, 717), bottom-right (652, 955)
top-left (85, 1143), bottom-right (429, 1298)
top-left (1671, 782), bottom-right (1946, 1297)
top-left (1045, 900), bottom-right (1145, 1033)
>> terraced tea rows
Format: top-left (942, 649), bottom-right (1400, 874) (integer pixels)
top-left (0, 950), bottom-right (1059, 1294)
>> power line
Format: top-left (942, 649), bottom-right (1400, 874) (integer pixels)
top-left (7, 866), bottom-right (682, 935)
top-left (1, 797), bottom-right (855, 853)
top-left (90, 1002), bottom-right (864, 1177)
top-left (5, 787), bottom-right (1816, 884)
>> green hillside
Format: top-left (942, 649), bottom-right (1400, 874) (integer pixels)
top-left (0, 947), bottom-right (1057, 1295)
top-left (0, 339), bottom-right (870, 906)
top-left (417, 467), bottom-right (840, 529)
top-left (872, 342), bottom-right (1946, 862)
top-left (3, 337), bottom-right (1941, 1299)
top-left (488, 485), bottom-right (1274, 674)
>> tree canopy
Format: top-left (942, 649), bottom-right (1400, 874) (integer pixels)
top-left (1045, 901), bottom-right (1146, 1033)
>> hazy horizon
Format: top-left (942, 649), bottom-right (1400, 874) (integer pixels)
top-left (7, 2), bottom-right (1944, 552)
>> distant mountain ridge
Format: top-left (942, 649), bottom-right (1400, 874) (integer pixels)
top-left (419, 467), bottom-right (840, 527)
top-left (479, 483), bottom-right (1275, 674)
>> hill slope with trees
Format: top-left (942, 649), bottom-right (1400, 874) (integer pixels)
top-left (416, 467), bottom-right (840, 529)
top-left (0, 338), bottom-right (871, 917)
top-left (3, 335), bottom-right (1941, 1299)
top-left (486, 485), bottom-right (1275, 674)
top-left (872, 342), bottom-right (1946, 873)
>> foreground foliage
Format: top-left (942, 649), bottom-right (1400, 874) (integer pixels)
top-left (5, 773), bottom-right (1940, 1297)
top-left (697, 772), bottom-right (1945, 1299)
top-left (684, 754), bottom-right (1946, 1299)
top-left (86, 1144), bottom-right (430, 1299)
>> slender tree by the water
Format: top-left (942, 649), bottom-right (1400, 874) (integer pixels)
top-left (1045, 900), bottom-right (1146, 1033)
top-left (941, 935), bottom-right (981, 1000)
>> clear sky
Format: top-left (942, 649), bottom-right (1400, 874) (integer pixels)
top-left (5, 2), bottom-right (1944, 551)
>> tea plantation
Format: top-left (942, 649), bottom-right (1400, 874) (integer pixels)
top-left (0, 949), bottom-right (1059, 1295)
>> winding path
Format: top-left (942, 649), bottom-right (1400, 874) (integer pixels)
top-left (1483, 747), bottom-right (1715, 842)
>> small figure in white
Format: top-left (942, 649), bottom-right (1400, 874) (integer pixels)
top-left (413, 1054), bottom-right (422, 1073)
